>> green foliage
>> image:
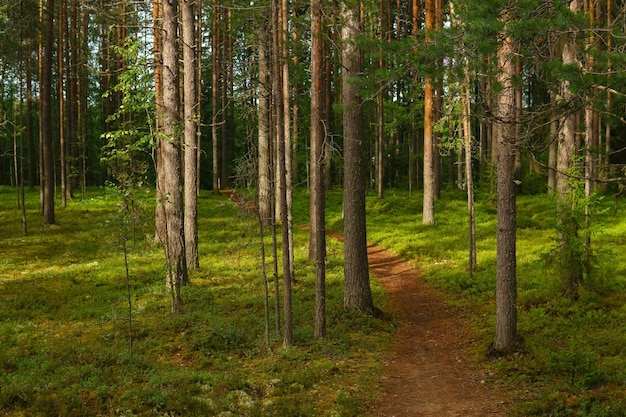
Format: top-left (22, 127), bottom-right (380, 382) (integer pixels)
top-left (322, 188), bottom-right (626, 417)
top-left (0, 187), bottom-right (390, 416)
top-left (101, 37), bottom-right (156, 194)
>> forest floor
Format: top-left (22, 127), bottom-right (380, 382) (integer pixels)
top-left (364, 242), bottom-right (514, 416)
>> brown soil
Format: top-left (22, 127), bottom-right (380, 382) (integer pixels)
top-left (367, 243), bottom-right (512, 417)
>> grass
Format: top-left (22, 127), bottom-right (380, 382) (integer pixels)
top-left (3, 185), bottom-right (626, 416)
top-left (321, 187), bottom-right (626, 417)
top-left (0, 186), bottom-right (390, 417)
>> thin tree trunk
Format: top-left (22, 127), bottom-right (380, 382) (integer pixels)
top-left (79, 0), bottom-right (89, 197)
top-left (547, 93), bottom-right (558, 194)
top-left (26, 52), bottom-right (36, 189)
top-left (311, 0), bottom-right (326, 337)
top-left (196, 0), bottom-right (203, 195)
top-left (59, 0), bottom-right (67, 208)
top-left (462, 68), bottom-right (476, 273)
top-left (309, 0), bottom-right (325, 263)
top-left (272, 0), bottom-right (292, 348)
top-left (211, 1), bottom-right (220, 194)
top-left (154, 0), bottom-right (166, 244)
top-left (422, 0), bottom-right (435, 225)
top-left (556, 0), bottom-right (583, 300)
top-left (281, 0), bottom-right (295, 283)
top-left (183, 0), bottom-right (199, 270)
top-left (41, 0), bottom-right (56, 225)
top-left (377, 0), bottom-right (389, 199)
top-left (258, 16), bottom-right (272, 226)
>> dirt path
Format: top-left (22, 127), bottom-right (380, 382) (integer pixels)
top-left (367, 243), bottom-right (512, 417)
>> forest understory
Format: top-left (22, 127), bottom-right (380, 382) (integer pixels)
top-left (2, 187), bottom-right (626, 416)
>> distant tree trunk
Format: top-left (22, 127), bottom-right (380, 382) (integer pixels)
top-left (211, 1), bottom-right (221, 194)
top-left (494, 14), bottom-right (517, 351)
top-left (154, 0), bottom-right (166, 243)
top-left (59, 0), bottom-right (69, 208)
top-left (79, 0), bottom-right (89, 197)
top-left (309, 0), bottom-right (325, 262)
top-left (323, 25), bottom-right (333, 191)
top-left (311, 0), bottom-right (326, 338)
top-left (377, 0), bottom-right (389, 199)
top-left (547, 93), bottom-right (558, 194)
top-left (162, 0), bottom-right (188, 312)
top-left (195, 0), bottom-right (203, 194)
top-left (41, 0), bottom-right (55, 225)
top-left (220, 9), bottom-right (232, 189)
top-left (67, 0), bottom-right (78, 198)
top-left (411, 0), bottom-right (420, 194)
top-left (422, 0), bottom-right (435, 225)
top-left (282, 0), bottom-right (296, 283)
top-left (257, 16), bottom-right (272, 226)
top-left (183, 0), bottom-right (199, 270)
top-left (460, 59), bottom-right (476, 274)
top-left (556, 0), bottom-right (582, 300)
top-left (271, 0), bottom-right (293, 348)
top-left (26, 52), bottom-right (36, 189)
top-left (342, 0), bottom-right (374, 313)
top-left (433, 0), bottom-right (444, 199)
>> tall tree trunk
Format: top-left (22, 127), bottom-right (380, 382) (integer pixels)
top-left (183, 0), bottom-right (199, 270)
top-left (494, 14), bottom-right (517, 351)
top-left (41, 0), bottom-right (56, 225)
top-left (154, 0), bottom-right (166, 243)
top-left (162, 0), bottom-right (188, 312)
top-left (257, 16), bottom-right (272, 226)
top-left (411, 0), bottom-right (420, 194)
top-left (211, 1), bottom-right (221, 194)
top-left (79, 0), bottom-right (89, 197)
top-left (272, 0), bottom-right (293, 347)
top-left (220, 9), bottom-right (231, 189)
top-left (59, 0), bottom-right (67, 208)
top-left (26, 52), bottom-right (36, 189)
top-left (342, 0), bottom-right (373, 313)
top-left (377, 0), bottom-right (389, 199)
top-left (282, 0), bottom-right (296, 284)
top-left (311, 0), bottom-right (326, 337)
top-left (556, 0), bottom-right (583, 300)
top-left (309, 0), bottom-right (325, 262)
top-left (422, 0), bottom-right (435, 225)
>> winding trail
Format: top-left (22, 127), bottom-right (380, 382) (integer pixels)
top-left (365, 243), bottom-right (512, 416)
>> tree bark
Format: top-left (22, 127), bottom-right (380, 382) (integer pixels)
top-left (311, 0), bottom-right (326, 338)
top-left (271, 0), bottom-right (293, 348)
top-left (154, 0), bottom-right (166, 244)
top-left (422, 0), bottom-right (435, 225)
top-left (41, 0), bottom-right (55, 225)
top-left (59, 0), bottom-right (67, 208)
top-left (556, 0), bottom-right (583, 300)
top-left (342, 0), bottom-right (374, 313)
top-left (162, 0), bottom-right (188, 312)
top-left (494, 15), bottom-right (517, 351)
top-left (309, 0), bottom-right (325, 263)
top-left (211, 1), bottom-right (221, 194)
top-left (183, 0), bottom-right (199, 270)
